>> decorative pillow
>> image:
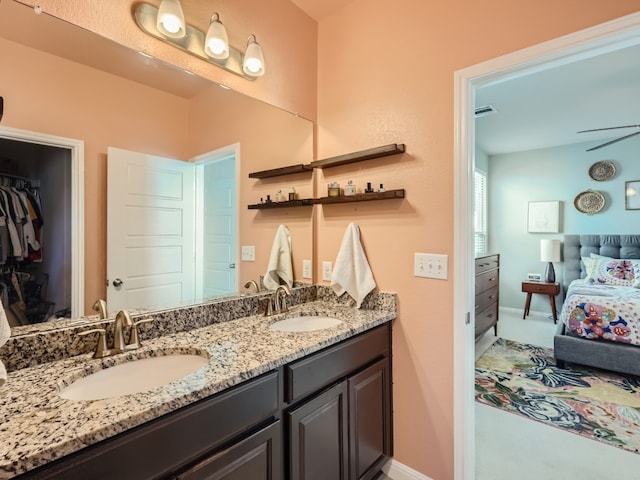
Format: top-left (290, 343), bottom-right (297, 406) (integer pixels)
top-left (585, 255), bottom-right (640, 287)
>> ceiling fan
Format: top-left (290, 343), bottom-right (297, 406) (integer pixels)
top-left (578, 124), bottom-right (640, 151)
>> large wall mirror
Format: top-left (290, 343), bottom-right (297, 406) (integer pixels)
top-left (0, 0), bottom-right (314, 332)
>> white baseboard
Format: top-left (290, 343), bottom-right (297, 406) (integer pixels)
top-left (382, 459), bottom-right (433, 480)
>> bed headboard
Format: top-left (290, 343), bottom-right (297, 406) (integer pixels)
top-left (563, 234), bottom-right (640, 293)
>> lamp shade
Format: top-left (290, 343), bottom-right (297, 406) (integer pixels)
top-left (204, 13), bottom-right (229, 59)
top-left (540, 239), bottom-right (561, 263)
top-left (243, 35), bottom-right (265, 77)
top-left (156, 0), bottom-right (185, 38)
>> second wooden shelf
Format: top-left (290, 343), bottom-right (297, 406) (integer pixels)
top-left (316, 189), bottom-right (405, 205)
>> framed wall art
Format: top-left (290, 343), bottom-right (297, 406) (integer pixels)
top-left (625, 180), bottom-right (640, 210)
top-left (527, 200), bottom-right (560, 233)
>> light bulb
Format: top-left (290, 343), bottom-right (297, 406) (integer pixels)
top-left (243, 35), bottom-right (265, 77)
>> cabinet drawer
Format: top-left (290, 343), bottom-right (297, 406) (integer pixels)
top-left (522, 282), bottom-right (559, 295)
top-left (475, 269), bottom-right (499, 293)
top-left (284, 324), bottom-right (389, 404)
top-left (475, 286), bottom-right (498, 314)
top-left (475, 255), bottom-right (499, 275)
top-left (475, 303), bottom-right (498, 338)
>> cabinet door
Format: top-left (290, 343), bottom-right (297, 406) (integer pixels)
top-left (288, 382), bottom-right (348, 480)
top-left (175, 421), bottom-right (281, 480)
top-left (348, 358), bottom-right (391, 480)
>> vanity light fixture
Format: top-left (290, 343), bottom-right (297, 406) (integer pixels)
top-left (133, 3), bottom-right (265, 80)
top-left (156, 0), bottom-right (186, 38)
top-left (204, 13), bottom-right (229, 60)
top-left (242, 35), bottom-right (265, 77)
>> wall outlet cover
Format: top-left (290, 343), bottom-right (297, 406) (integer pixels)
top-left (322, 261), bottom-right (332, 281)
top-left (302, 259), bottom-right (312, 279)
top-left (241, 245), bottom-right (256, 262)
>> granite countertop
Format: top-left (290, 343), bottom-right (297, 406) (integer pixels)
top-left (0, 299), bottom-right (395, 478)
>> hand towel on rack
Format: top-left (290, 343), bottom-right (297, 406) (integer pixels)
top-left (263, 225), bottom-right (294, 290)
top-left (330, 223), bottom-right (376, 308)
top-left (0, 299), bottom-right (10, 387)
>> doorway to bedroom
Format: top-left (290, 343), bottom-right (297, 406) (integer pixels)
top-left (454, 11), bottom-right (640, 480)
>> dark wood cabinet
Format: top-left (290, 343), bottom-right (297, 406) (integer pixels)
top-left (175, 421), bottom-right (281, 480)
top-left (285, 324), bottom-right (393, 480)
top-left (288, 383), bottom-right (349, 480)
top-left (475, 254), bottom-right (500, 340)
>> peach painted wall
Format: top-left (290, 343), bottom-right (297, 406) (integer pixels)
top-left (316, 1), bottom-right (640, 479)
top-left (15, 0), bottom-right (318, 122)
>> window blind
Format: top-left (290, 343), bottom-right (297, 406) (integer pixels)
top-left (474, 170), bottom-right (487, 257)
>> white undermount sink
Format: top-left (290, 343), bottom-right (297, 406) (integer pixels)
top-left (269, 316), bottom-right (343, 332)
top-left (59, 353), bottom-right (209, 401)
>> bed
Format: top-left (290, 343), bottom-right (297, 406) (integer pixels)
top-left (554, 234), bottom-right (640, 376)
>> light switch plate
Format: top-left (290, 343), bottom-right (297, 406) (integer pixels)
top-left (241, 245), bottom-right (255, 262)
top-left (302, 260), bottom-right (312, 279)
top-left (414, 253), bottom-right (448, 280)
top-left (322, 261), bottom-right (332, 281)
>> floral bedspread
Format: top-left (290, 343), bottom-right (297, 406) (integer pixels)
top-left (562, 280), bottom-right (640, 346)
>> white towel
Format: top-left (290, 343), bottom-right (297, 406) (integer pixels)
top-left (263, 225), bottom-right (294, 290)
top-left (0, 299), bottom-right (10, 387)
top-left (330, 223), bottom-right (376, 308)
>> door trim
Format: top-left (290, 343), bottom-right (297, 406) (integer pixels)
top-left (453, 11), bottom-right (640, 479)
top-left (0, 125), bottom-right (84, 318)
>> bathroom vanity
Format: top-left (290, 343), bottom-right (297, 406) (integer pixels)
top-left (0, 286), bottom-right (395, 480)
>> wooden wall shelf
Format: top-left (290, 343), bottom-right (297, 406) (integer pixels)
top-left (247, 199), bottom-right (314, 209)
top-left (310, 143), bottom-right (405, 169)
top-left (316, 189), bottom-right (405, 205)
top-left (248, 164), bottom-right (313, 179)
top-left (247, 143), bottom-right (405, 179)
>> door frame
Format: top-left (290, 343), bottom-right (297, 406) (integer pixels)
top-left (0, 125), bottom-right (84, 318)
top-left (453, 11), bottom-right (640, 479)
top-left (192, 143), bottom-right (240, 299)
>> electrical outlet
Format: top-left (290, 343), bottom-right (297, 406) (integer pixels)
top-left (322, 261), bottom-right (332, 281)
top-left (302, 260), bottom-right (312, 279)
top-left (241, 245), bottom-right (255, 262)
top-left (414, 253), bottom-right (448, 280)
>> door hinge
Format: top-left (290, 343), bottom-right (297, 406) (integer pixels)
top-left (465, 312), bottom-right (471, 325)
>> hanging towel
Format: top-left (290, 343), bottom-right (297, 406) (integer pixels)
top-left (330, 223), bottom-right (376, 308)
top-left (0, 298), bottom-right (10, 387)
top-left (263, 225), bottom-right (294, 290)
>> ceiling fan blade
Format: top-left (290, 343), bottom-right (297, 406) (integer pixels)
top-left (586, 130), bottom-right (640, 151)
top-left (578, 124), bottom-right (640, 133)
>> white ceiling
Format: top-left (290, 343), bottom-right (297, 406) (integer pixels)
top-left (475, 43), bottom-right (640, 155)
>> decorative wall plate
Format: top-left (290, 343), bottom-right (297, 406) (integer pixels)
top-left (574, 189), bottom-right (605, 215)
top-left (588, 160), bottom-right (616, 181)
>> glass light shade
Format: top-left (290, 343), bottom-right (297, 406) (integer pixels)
top-left (204, 14), bottom-right (229, 59)
top-left (156, 0), bottom-right (185, 38)
top-left (243, 35), bottom-right (265, 77)
top-left (540, 239), bottom-right (561, 263)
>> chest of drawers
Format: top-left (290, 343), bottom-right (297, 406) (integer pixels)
top-left (475, 254), bottom-right (500, 340)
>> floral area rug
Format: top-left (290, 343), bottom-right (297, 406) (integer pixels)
top-left (475, 338), bottom-right (640, 454)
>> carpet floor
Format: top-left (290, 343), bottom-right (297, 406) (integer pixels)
top-left (475, 338), bottom-right (640, 454)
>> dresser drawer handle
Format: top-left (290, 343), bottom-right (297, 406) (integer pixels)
top-left (489, 277), bottom-right (496, 282)
top-left (488, 295), bottom-right (496, 300)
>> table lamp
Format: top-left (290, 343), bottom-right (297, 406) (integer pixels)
top-left (540, 239), bottom-right (561, 283)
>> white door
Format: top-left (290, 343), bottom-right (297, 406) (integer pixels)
top-left (195, 151), bottom-right (237, 299)
top-left (107, 147), bottom-right (195, 311)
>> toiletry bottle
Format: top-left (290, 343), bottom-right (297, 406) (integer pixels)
top-left (266, 194), bottom-right (272, 203)
top-left (289, 187), bottom-right (297, 201)
top-left (328, 182), bottom-right (340, 197)
top-left (365, 182), bottom-right (373, 193)
top-left (345, 180), bottom-right (357, 196)
top-left (378, 183), bottom-right (385, 192)
top-left (275, 189), bottom-right (283, 202)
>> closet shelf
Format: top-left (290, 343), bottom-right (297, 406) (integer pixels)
top-left (248, 164), bottom-right (313, 179)
top-left (247, 199), bottom-right (314, 209)
top-left (316, 189), bottom-right (405, 205)
top-left (309, 143), bottom-right (405, 169)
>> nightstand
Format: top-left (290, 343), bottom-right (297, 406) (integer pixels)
top-left (521, 281), bottom-right (560, 324)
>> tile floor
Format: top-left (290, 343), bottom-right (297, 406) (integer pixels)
top-left (475, 307), bottom-right (640, 479)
